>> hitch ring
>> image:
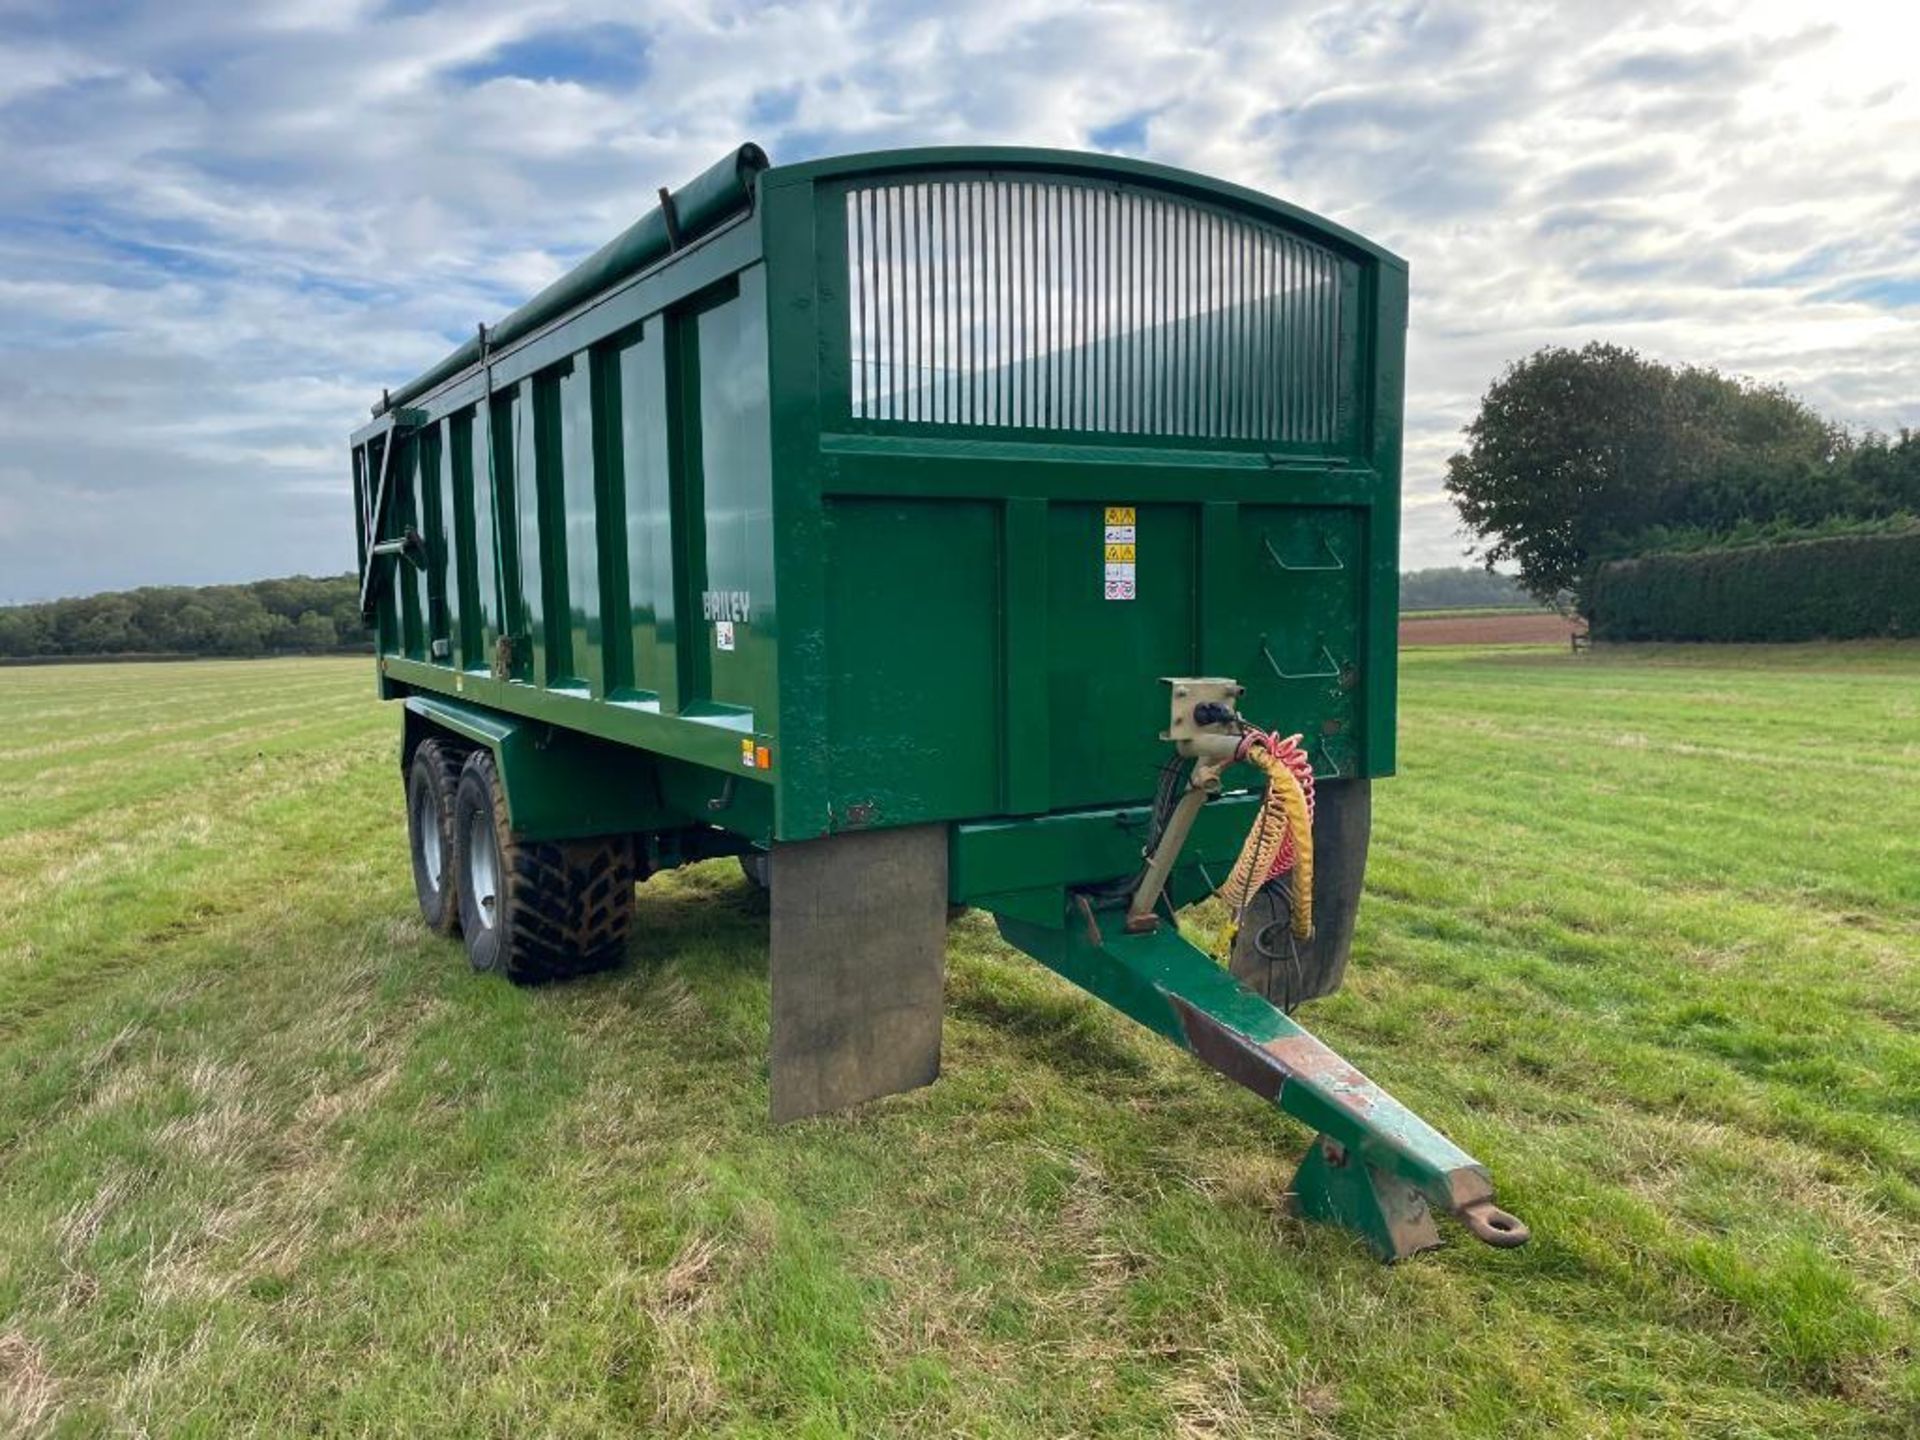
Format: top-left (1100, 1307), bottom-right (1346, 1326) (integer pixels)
top-left (1458, 1199), bottom-right (1530, 1248)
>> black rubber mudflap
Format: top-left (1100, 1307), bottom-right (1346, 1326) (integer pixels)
top-left (1230, 778), bottom-right (1371, 1010)
top-left (768, 824), bottom-right (948, 1123)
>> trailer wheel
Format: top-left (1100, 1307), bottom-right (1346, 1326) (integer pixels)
top-left (407, 738), bottom-right (466, 936)
top-left (451, 750), bottom-right (636, 983)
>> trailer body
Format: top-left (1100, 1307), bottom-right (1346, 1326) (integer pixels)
top-left (352, 145), bottom-right (1526, 1259)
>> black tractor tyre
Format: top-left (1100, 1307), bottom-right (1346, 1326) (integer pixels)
top-left (1229, 778), bottom-right (1371, 1011)
top-left (451, 750), bottom-right (637, 983)
top-left (406, 738), bottom-right (466, 936)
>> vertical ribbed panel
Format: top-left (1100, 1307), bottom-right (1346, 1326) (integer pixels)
top-left (846, 178), bottom-right (1343, 443)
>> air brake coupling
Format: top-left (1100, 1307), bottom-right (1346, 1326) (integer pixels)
top-left (1162, 677), bottom-right (1244, 762)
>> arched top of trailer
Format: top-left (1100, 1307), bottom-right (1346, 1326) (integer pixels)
top-left (759, 145), bottom-right (1405, 272)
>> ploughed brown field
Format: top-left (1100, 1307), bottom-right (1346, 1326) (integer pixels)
top-left (1399, 609), bottom-right (1581, 646)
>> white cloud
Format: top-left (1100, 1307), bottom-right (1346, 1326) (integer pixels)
top-left (0, 0), bottom-right (1915, 597)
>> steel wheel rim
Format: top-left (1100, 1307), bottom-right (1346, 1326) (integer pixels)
top-left (466, 809), bottom-right (498, 929)
top-left (414, 787), bottom-right (443, 892)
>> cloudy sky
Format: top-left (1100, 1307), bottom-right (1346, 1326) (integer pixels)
top-left (0, 0), bottom-right (1914, 600)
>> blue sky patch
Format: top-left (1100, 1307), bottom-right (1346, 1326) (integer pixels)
top-left (1091, 111), bottom-right (1154, 153)
top-left (1812, 276), bottom-right (1920, 309)
top-left (749, 86), bottom-right (801, 129)
top-left (451, 24), bottom-right (651, 89)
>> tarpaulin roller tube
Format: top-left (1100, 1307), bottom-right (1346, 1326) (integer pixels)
top-left (373, 143), bottom-right (769, 416)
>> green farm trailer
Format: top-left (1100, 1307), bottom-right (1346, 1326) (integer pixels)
top-left (350, 144), bottom-right (1527, 1261)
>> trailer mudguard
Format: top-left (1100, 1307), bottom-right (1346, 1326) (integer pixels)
top-left (402, 695), bottom-right (674, 842)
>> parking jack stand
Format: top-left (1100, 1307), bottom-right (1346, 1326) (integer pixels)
top-left (1291, 1135), bottom-right (1442, 1261)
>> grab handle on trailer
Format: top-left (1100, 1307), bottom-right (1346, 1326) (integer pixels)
top-left (1259, 638), bottom-right (1341, 682)
top-left (1261, 532), bottom-right (1344, 573)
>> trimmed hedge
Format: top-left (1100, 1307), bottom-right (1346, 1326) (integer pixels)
top-left (1589, 530), bottom-right (1920, 642)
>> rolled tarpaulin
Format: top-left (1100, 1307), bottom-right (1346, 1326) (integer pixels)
top-left (377, 143), bottom-right (769, 415)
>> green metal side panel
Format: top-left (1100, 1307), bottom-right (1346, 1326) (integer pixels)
top-left (1362, 265), bottom-right (1407, 776)
top-left (611, 322), bottom-right (683, 708)
top-left (693, 270), bottom-right (779, 726)
top-left (357, 223), bottom-right (782, 844)
top-left (762, 170), bottom-right (829, 844)
top-left (822, 498), bottom-right (1002, 827)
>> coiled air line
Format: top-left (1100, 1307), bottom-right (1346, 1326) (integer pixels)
top-left (1221, 728), bottom-right (1316, 948)
top-left (1125, 681), bottom-right (1315, 944)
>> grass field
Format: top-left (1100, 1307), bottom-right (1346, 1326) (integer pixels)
top-left (1, 646), bottom-right (1916, 1437)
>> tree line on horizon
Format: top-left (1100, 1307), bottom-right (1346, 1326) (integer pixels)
top-left (0, 575), bottom-right (371, 660)
top-left (1398, 567), bottom-right (1535, 610)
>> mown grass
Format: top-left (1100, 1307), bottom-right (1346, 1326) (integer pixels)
top-left (0, 647), bottom-right (1915, 1438)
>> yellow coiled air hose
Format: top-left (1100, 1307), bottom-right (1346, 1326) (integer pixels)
top-left (1220, 732), bottom-right (1314, 949)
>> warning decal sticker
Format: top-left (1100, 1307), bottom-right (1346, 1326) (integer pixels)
top-left (1103, 506), bottom-right (1136, 600)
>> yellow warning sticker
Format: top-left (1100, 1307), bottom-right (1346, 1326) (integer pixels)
top-left (1103, 504), bottom-right (1137, 600)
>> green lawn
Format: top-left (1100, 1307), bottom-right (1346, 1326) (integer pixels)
top-left (1, 647), bottom-right (1916, 1437)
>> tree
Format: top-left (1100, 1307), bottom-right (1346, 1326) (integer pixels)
top-left (293, 611), bottom-right (338, 652)
top-left (1398, 567), bottom-right (1535, 610)
top-left (72, 599), bottom-right (138, 654)
top-left (0, 607), bottom-right (47, 657)
top-left (1445, 344), bottom-right (1700, 603)
top-left (1444, 343), bottom-right (1860, 606)
top-left (1848, 429), bottom-right (1920, 517)
top-left (0, 573), bottom-right (371, 660)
